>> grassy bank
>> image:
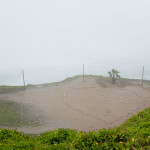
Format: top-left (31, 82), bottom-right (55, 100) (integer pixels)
top-left (38, 75), bottom-right (150, 87)
top-left (0, 75), bottom-right (149, 94)
top-left (0, 107), bottom-right (150, 149)
top-left (0, 100), bottom-right (41, 127)
top-left (0, 86), bottom-right (24, 94)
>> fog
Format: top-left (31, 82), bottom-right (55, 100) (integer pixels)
top-left (0, 0), bottom-right (150, 85)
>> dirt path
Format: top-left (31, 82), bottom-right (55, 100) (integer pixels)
top-left (0, 77), bottom-right (150, 134)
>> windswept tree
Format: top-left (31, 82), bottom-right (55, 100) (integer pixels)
top-left (108, 69), bottom-right (120, 84)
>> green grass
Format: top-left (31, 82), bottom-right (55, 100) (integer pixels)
top-left (0, 100), bottom-right (41, 127)
top-left (0, 86), bottom-right (24, 94)
top-left (143, 79), bottom-right (150, 85)
top-left (0, 107), bottom-right (150, 149)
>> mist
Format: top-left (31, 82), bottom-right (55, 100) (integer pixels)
top-left (0, 0), bottom-right (150, 85)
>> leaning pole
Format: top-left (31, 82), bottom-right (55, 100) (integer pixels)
top-left (142, 66), bottom-right (144, 85)
top-left (22, 70), bottom-right (26, 90)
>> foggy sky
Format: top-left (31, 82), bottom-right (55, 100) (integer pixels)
top-left (0, 0), bottom-right (150, 70)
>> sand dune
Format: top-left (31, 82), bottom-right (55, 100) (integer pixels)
top-left (0, 76), bottom-right (150, 134)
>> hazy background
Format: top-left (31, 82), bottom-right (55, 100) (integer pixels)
top-left (0, 0), bottom-right (150, 85)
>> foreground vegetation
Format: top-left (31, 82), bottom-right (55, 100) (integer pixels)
top-left (0, 107), bottom-right (149, 149)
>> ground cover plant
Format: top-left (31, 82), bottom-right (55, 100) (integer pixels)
top-left (0, 107), bottom-right (150, 149)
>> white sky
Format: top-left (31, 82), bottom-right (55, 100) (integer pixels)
top-left (0, 0), bottom-right (150, 70)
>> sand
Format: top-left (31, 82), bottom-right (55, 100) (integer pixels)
top-left (0, 76), bottom-right (150, 134)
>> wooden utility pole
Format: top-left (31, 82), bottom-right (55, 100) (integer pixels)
top-left (83, 64), bottom-right (85, 83)
top-left (142, 66), bottom-right (144, 85)
top-left (22, 70), bottom-right (26, 90)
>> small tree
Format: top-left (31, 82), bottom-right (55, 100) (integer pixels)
top-left (108, 69), bottom-right (120, 84)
